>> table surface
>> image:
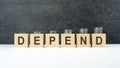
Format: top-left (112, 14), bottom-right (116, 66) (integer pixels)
top-left (0, 44), bottom-right (120, 68)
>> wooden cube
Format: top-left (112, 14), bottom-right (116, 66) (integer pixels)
top-left (76, 34), bottom-right (91, 47)
top-left (14, 34), bottom-right (29, 48)
top-left (29, 34), bottom-right (44, 48)
top-left (46, 34), bottom-right (59, 48)
top-left (61, 34), bottom-right (75, 48)
top-left (92, 34), bottom-right (106, 47)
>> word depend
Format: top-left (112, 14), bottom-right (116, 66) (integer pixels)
top-left (14, 33), bottom-right (106, 48)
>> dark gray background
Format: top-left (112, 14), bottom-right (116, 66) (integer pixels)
top-left (0, 0), bottom-right (120, 44)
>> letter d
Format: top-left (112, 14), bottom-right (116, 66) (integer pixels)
top-left (92, 34), bottom-right (106, 47)
top-left (18, 36), bottom-right (24, 45)
top-left (14, 34), bottom-right (29, 48)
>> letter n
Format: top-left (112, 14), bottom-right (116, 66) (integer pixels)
top-left (76, 34), bottom-right (91, 47)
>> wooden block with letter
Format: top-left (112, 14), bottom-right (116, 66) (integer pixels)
top-left (29, 34), bottom-right (44, 48)
top-left (61, 34), bottom-right (75, 48)
top-left (92, 34), bottom-right (106, 47)
top-left (46, 34), bottom-right (59, 48)
top-left (76, 34), bottom-right (91, 47)
top-left (14, 33), bottom-right (29, 48)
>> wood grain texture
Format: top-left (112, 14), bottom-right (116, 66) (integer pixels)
top-left (46, 34), bottom-right (59, 48)
top-left (92, 34), bottom-right (106, 47)
top-left (76, 34), bottom-right (91, 47)
top-left (14, 34), bottom-right (28, 48)
top-left (61, 34), bottom-right (75, 48)
top-left (29, 34), bottom-right (44, 48)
